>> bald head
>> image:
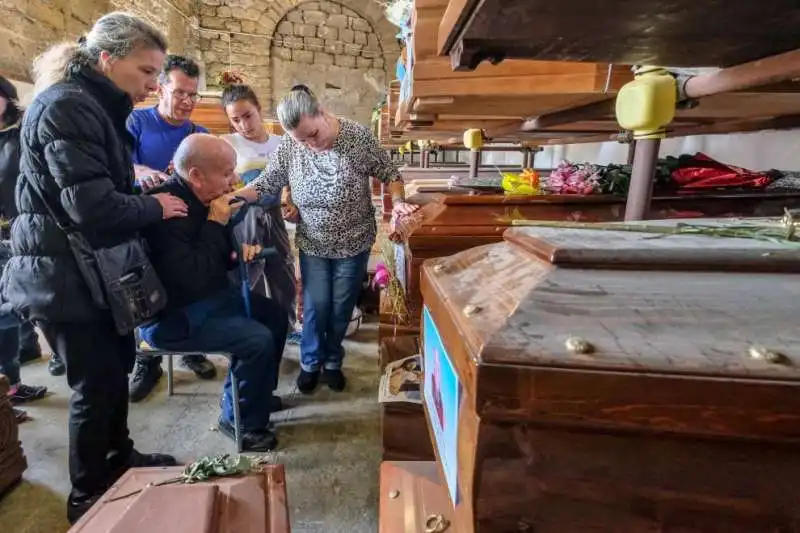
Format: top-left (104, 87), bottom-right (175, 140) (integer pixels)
top-left (174, 133), bottom-right (237, 204)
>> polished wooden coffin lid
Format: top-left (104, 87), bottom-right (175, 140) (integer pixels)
top-left (420, 218), bottom-right (800, 439)
top-left (69, 466), bottom-right (290, 533)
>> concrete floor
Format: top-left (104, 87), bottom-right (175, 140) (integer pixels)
top-left (0, 323), bottom-right (382, 533)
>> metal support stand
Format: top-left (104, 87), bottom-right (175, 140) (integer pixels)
top-left (626, 140), bottom-right (637, 166)
top-left (469, 150), bottom-right (481, 179)
top-left (624, 138), bottom-right (660, 221)
top-left (420, 150), bottom-right (429, 168)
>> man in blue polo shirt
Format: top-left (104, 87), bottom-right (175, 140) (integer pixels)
top-left (127, 54), bottom-right (217, 402)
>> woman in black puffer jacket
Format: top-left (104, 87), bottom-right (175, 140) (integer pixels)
top-left (1, 12), bottom-right (188, 524)
top-left (0, 75), bottom-right (66, 376)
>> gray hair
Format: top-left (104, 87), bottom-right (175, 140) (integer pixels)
top-left (32, 12), bottom-right (167, 96)
top-left (276, 89), bottom-right (322, 131)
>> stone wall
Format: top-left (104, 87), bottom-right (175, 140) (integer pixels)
top-left (0, 0), bottom-right (110, 81)
top-left (0, 0), bottom-right (198, 82)
top-left (270, 1), bottom-right (386, 123)
top-left (111, 0), bottom-right (199, 56)
top-left (199, 0), bottom-right (400, 124)
top-left (1, 0), bottom-right (399, 126)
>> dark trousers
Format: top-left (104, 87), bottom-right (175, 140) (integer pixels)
top-left (299, 250), bottom-right (369, 372)
top-left (39, 319), bottom-right (136, 502)
top-left (139, 290), bottom-right (287, 431)
top-left (19, 319), bottom-right (39, 355)
top-left (0, 323), bottom-right (20, 385)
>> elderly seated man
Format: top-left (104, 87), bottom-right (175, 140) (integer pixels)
top-left (139, 134), bottom-right (287, 452)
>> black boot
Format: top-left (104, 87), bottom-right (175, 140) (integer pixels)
top-left (18, 344), bottom-right (42, 365)
top-left (218, 419), bottom-right (277, 452)
top-left (180, 354), bottom-right (217, 380)
top-left (297, 370), bottom-right (320, 394)
top-left (322, 369), bottom-right (346, 392)
top-left (67, 494), bottom-right (100, 525)
top-left (18, 321), bottom-right (42, 364)
top-left (129, 358), bottom-right (163, 403)
top-left (48, 353), bottom-right (65, 376)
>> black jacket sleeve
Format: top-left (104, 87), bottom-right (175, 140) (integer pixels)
top-left (38, 97), bottom-right (162, 232)
top-left (0, 127), bottom-right (20, 220)
top-left (144, 215), bottom-right (233, 299)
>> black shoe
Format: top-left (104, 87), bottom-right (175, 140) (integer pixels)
top-left (297, 370), bottom-right (320, 394)
top-left (19, 345), bottom-right (42, 364)
top-left (109, 449), bottom-right (179, 485)
top-left (12, 407), bottom-right (28, 424)
top-left (8, 383), bottom-right (48, 405)
top-left (128, 449), bottom-right (179, 468)
top-left (129, 361), bottom-right (163, 403)
top-left (67, 494), bottom-right (101, 525)
top-left (322, 369), bottom-right (346, 392)
top-left (269, 395), bottom-right (284, 413)
top-left (48, 353), bottom-right (65, 376)
top-left (181, 354), bottom-right (217, 380)
top-left (218, 419), bottom-right (277, 452)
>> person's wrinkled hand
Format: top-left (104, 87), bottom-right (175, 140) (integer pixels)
top-left (242, 243), bottom-right (263, 263)
top-left (391, 201), bottom-right (418, 218)
top-left (208, 195), bottom-right (243, 225)
top-left (153, 193), bottom-right (188, 219)
top-left (281, 202), bottom-right (299, 223)
top-left (137, 171), bottom-right (168, 192)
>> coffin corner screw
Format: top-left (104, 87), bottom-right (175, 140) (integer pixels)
top-left (749, 345), bottom-right (789, 365)
top-left (388, 489), bottom-right (400, 499)
top-left (425, 514), bottom-right (450, 532)
top-left (566, 336), bottom-right (594, 355)
top-left (463, 304), bottom-right (482, 317)
top-left (433, 263), bottom-right (445, 273)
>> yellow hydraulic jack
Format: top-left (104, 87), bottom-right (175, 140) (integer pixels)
top-left (615, 66), bottom-right (678, 220)
top-left (463, 128), bottom-right (485, 179)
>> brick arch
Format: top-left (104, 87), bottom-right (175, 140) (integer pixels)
top-left (260, 0), bottom-right (401, 64)
top-left (198, 0), bottom-right (400, 120)
top-left (266, 0), bottom-right (400, 123)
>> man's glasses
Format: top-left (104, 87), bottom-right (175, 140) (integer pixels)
top-left (165, 86), bottom-right (201, 103)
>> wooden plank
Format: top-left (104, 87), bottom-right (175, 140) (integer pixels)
top-left (379, 462), bottom-right (454, 533)
top-left (507, 223), bottom-right (800, 270)
top-left (442, 0), bottom-right (800, 69)
top-left (411, 57), bottom-right (614, 81)
top-left (380, 337), bottom-right (435, 461)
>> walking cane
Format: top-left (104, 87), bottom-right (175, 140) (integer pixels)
top-left (226, 196), bottom-right (279, 451)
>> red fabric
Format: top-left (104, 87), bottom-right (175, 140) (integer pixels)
top-left (671, 153), bottom-right (772, 190)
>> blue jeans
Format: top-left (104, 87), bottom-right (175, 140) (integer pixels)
top-left (299, 250), bottom-right (369, 373)
top-left (139, 289), bottom-right (287, 431)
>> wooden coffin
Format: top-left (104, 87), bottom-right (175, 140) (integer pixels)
top-left (379, 336), bottom-right (435, 462)
top-left (0, 374), bottom-right (26, 497)
top-left (419, 217), bottom-right (800, 532)
top-left (398, 0), bottom-right (632, 141)
top-left (437, 0), bottom-right (800, 69)
top-left (379, 461), bottom-right (454, 533)
top-left (381, 190), bottom-right (800, 338)
top-left (70, 465), bottom-right (290, 532)
top-left (135, 96), bottom-right (283, 136)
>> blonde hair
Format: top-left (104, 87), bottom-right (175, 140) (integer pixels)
top-left (33, 12), bottom-right (167, 96)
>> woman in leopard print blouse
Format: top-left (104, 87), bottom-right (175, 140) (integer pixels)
top-left (233, 85), bottom-right (417, 394)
